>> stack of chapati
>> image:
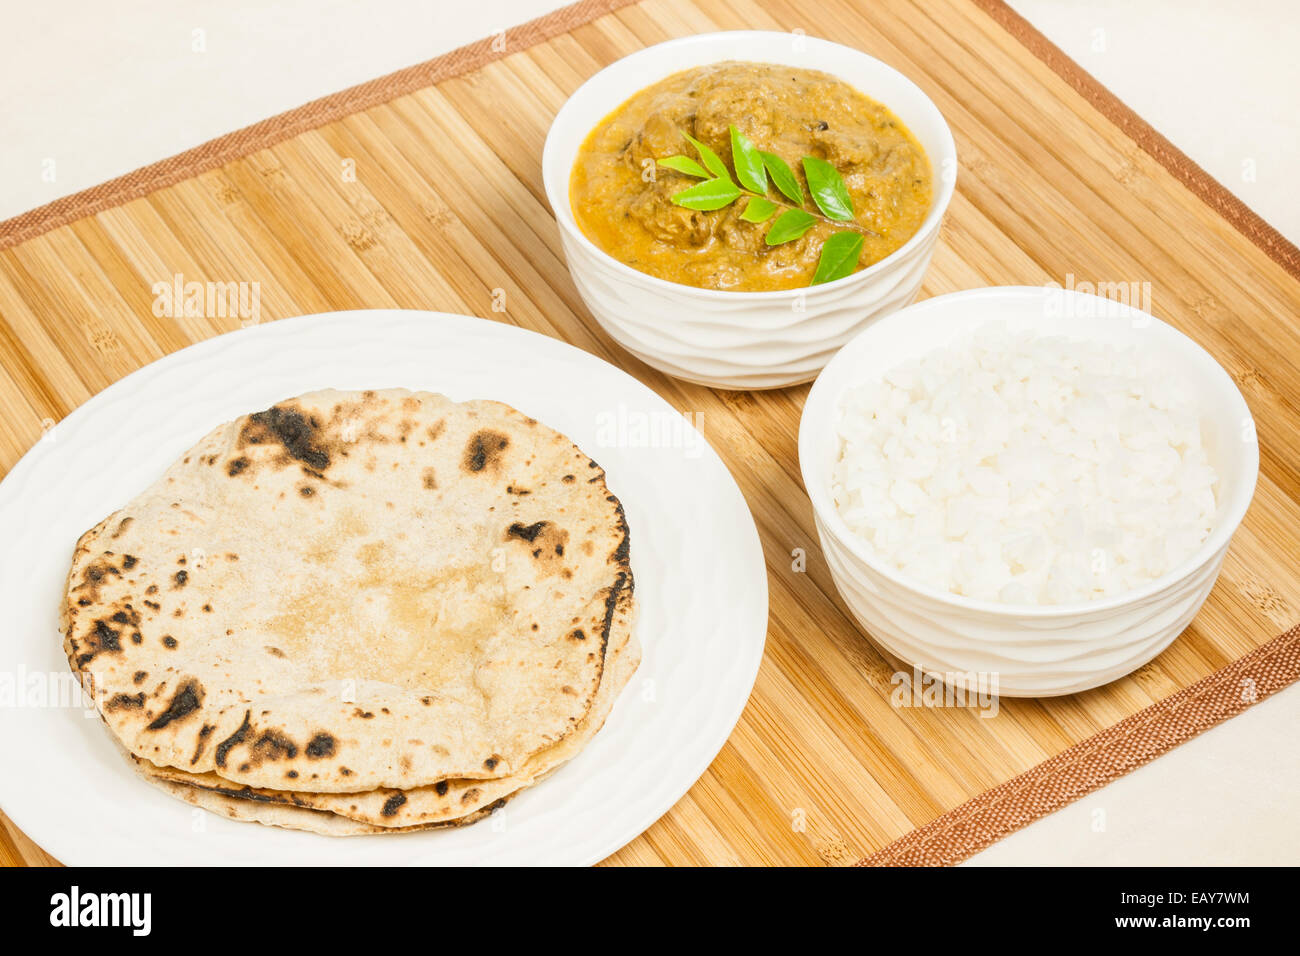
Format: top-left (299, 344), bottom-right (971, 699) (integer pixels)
top-left (62, 389), bottom-right (637, 835)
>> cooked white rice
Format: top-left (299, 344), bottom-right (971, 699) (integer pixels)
top-left (832, 324), bottom-right (1218, 605)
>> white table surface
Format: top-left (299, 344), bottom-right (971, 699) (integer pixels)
top-left (1, 0), bottom-right (1296, 866)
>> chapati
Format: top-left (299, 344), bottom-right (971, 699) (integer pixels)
top-left (64, 389), bottom-right (635, 805)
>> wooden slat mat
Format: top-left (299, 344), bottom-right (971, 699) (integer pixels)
top-left (2, 0), bottom-right (1298, 867)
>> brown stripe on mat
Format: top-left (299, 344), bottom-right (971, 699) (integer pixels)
top-left (860, 625), bottom-right (1300, 866)
top-left (0, 0), bottom-right (640, 251)
top-left (970, 0), bottom-right (1300, 280)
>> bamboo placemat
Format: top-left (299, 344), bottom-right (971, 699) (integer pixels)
top-left (2, 0), bottom-right (1298, 867)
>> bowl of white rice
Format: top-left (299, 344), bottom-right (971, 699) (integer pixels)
top-left (798, 286), bottom-right (1258, 696)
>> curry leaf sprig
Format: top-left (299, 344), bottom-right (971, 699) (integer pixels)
top-left (658, 126), bottom-right (871, 285)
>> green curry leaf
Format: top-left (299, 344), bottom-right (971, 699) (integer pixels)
top-left (765, 208), bottom-right (818, 245)
top-left (760, 150), bottom-right (803, 205)
top-left (670, 177), bottom-right (743, 211)
top-left (802, 156), bottom-right (855, 221)
top-left (729, 126), bottom-right (768, 194)
top-left (657, 155), bottom-right (709, 178)
top-left (657, 133), bottom-right (864, 285)
top-left (682, 132), bottom-right (733, 183)
top-left (811, 230), bottom-right (864, 284)
top-left (740, 196), bottom-right (778, 222)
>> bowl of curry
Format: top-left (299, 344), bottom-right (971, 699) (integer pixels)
top-left (543, 31), bottom-right (956, 389)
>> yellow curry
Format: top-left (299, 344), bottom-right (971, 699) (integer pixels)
top-left (569, 61), bottom-right (933, 292)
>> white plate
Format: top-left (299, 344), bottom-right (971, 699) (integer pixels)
top-left (0, 310), bottom-right (767, 865)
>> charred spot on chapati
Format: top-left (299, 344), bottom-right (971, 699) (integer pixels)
top-left (381, 793), bottom-right (407, 817)
top-left (305, 733), bottom-right (336, 759)
top-left (462, 429), bottom-right (509, 473)
top-left (145, 679), bottom-right (204, 730)
top-left (214, 711), bottom-right (253, 768)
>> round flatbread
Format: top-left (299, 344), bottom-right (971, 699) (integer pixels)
top-left (65, 389), bottom-right (633, 793)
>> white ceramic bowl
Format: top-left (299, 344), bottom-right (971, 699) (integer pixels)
top-left (798, 286), bottom-right (1259, 696)
top-left (542, 31), bottom-right (957, 390)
